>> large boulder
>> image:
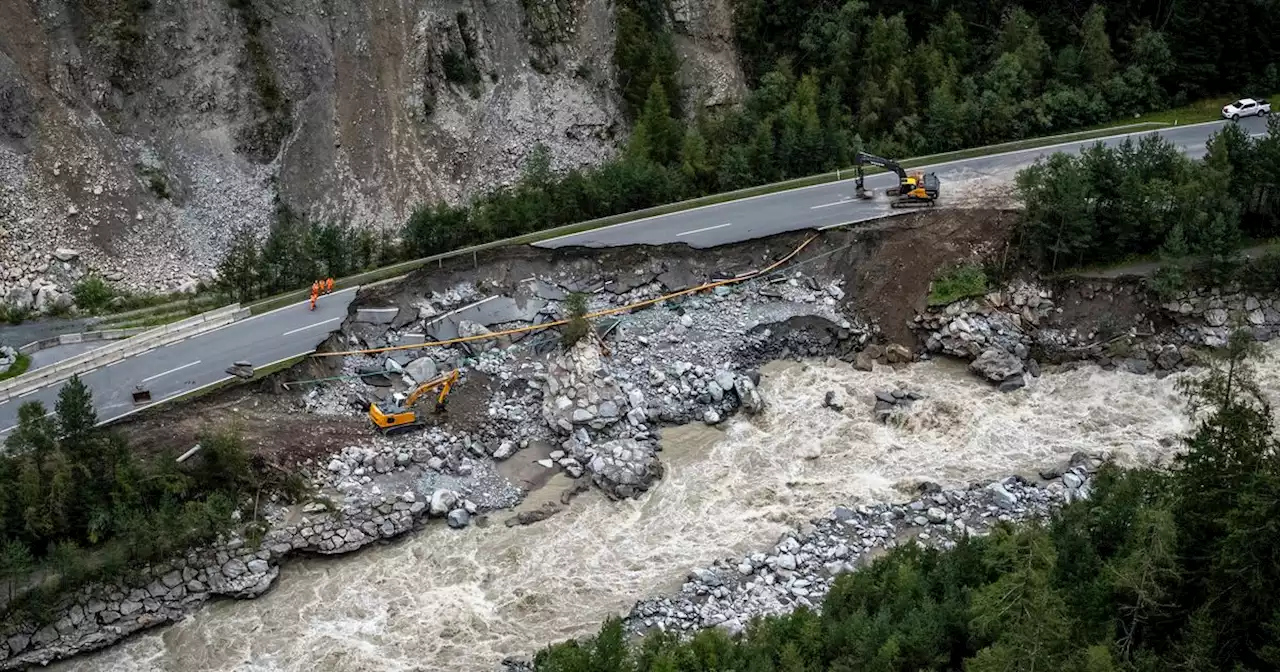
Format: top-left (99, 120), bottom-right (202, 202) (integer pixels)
top-left (584, 438), bottom-right (665, 500)
top-left (429, 489), bottom-right (458, 516)
top-left (733, 375), bottom-right (765, 414)
top-left (5, 286), bottom-right (33, 312)
top-left (458, 320), bottom-right (495, 353)
top-left (34, 286), bottom-right (63, 313)
top-left (970, 348), bottom-right (1024, 383)
top-left (405, 356), bottom-right (438, 383)
top-left (52, 248), bottom-right (80, 262)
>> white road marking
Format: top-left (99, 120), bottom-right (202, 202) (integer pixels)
top-left (282, 317), bottom-right (341, 336)
top-left (18, 389), bottom-right (38, 398)
top-left (677, 223), bottom-right (733, 238)
top-left (106, 359), bottom-right (123, 367)
top-left (141, 360), bottom-right (201, 384)
top-left (0, 425), bottom-right (14, 434)
top-left (535, 120), bottom-right (1226, 246)
top-left (810, 199), bottom-right (853, 210)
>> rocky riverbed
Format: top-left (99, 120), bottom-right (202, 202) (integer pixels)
top-left (620, 454), bottom-right (1102, 639)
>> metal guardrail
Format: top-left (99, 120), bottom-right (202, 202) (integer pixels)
top-left (0, 304), bottom-right (247, 403)
top-left (18, 327), bottom-right (154, 355)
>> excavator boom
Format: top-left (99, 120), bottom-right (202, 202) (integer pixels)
top-left (854, 151), bottom-right (909, 181)
top-left (369, 369), bottom-right (460, 435)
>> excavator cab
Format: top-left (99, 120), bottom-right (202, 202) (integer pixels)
top-left (368, 369), bottom-right (459, 435)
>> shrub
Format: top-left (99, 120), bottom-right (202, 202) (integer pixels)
top-left (927, 263), bottom-right (988, 306)
top-left (72, 276), bottom-right (117, 314)
top-left (560, 292), bottom-right (591, 347)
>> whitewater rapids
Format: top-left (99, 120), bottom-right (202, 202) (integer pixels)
top-left (53, 343), bottom-right (1280, 672)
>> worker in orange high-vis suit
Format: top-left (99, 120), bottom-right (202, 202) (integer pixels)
top-left (326, 277), bottom-right (335, 294)
top-left (309, 281), bottom-right (319, 311)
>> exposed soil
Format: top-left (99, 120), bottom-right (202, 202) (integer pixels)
top-left (111, 337), bottom-right (507, 469)
top-left (115, 387), bottom-right (369, 469)
top-left (835, 209), bottom-right (1018, 345)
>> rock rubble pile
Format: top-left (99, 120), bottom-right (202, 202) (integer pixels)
top-left (918, 279), bottom-right (1280, 391)
top-left (622, 453), bottom-right (1106, 637)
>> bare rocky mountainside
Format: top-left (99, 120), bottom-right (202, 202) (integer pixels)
top-left (0, 0), bottom-right (744, 303)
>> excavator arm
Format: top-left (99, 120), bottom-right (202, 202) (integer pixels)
top-left (404, 369), bottom-right (460, 411)
top-left (854, 151), bottom-right (909, 181)
top-left (854, 151), bottom-right (910, 199)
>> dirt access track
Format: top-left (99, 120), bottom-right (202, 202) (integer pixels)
top-left (112, 208), bottom-right (1017, 466)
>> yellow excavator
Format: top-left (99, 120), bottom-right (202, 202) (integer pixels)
top-left (368, 369), bottom-right (460, 435)
top-left (853, 151), bottom-right (940, 207)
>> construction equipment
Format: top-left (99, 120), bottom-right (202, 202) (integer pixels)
top-left (853, 151), bottom-right (940, 208)
top-left (368, 369), bottom-right (460, 435)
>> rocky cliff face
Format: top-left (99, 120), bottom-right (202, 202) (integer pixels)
top-left (0, 0), bottom-right (745, 301)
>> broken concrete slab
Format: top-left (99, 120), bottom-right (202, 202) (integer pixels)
top-left (554, 277), bottom-right (605, 294)
top-left (391, 307), bottom-right (418, 330)
top-left (347, 322), bottom-right (388, 349)
top-left (530, 279), bottom-right (568, 302)
top-left (354, 307), bottom-right (399, 325)
top-left (425, 296), bottom-right (550, 342)
top-left (657, 266), bottom-right (700, 291)
top-left (398, 332), bottom-right (426, 346)
top-left (606, 270), bottom-right (658, 294)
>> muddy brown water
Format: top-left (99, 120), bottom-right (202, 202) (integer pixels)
top-left (51, 345), bottom-right (1280, 672)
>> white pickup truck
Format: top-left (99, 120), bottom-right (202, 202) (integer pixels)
top-left (1222, 98), bottom-right (1271, 120)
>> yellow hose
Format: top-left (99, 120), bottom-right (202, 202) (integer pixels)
top-left (314, 234), bottom-right (819, 358)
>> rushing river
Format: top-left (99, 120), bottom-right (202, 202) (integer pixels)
top-left (53, 344), bottom-right (1280, 672)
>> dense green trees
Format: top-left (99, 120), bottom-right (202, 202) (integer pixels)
top-left (217, 203), bottom-right (390, 302)
top-left (533, 330), bottom-right (1280, 671)
top-left (1016, 119), bottom-right (1280, 280)
top-left (0, 377), bottom-right (266, 624)
top-left (218, 0), bottom-right (1278, 302)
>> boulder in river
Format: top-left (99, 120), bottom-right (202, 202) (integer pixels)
top-left (734, 376), bottom-right (764, 414)
top-left (970, 347), bottom-right (1024, 386)
top-left (585, 438), bottom-right (665, 500)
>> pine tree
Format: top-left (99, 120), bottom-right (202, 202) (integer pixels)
top-left (627, 81), bottom-right (682, 167)
top-left (55, 375), bottom-right (97, 452)
top-left (0, 539), bottom-right (32, 603)
top-left (216, 225), bottom-right (261, 302)
top-left (1078, 5), bottom-right (1116, 82)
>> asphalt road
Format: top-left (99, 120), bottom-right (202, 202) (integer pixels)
top-left (0, 288), bottom-right (357, 439)
top-left (535, 117), bottom-right (1271, 249)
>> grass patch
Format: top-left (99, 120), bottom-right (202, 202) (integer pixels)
top-left (928, 264), bottom-right (989, 306)
top-left (1, 353), bottom-right (32, 381)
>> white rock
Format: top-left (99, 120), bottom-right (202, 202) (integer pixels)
top-left (429, 489), bottom-right (458, 516)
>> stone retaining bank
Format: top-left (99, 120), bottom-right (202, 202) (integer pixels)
top-left (914, 278), bottom-right (1280, 390)
top-left (0, 487), bottom-right (478, 669)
